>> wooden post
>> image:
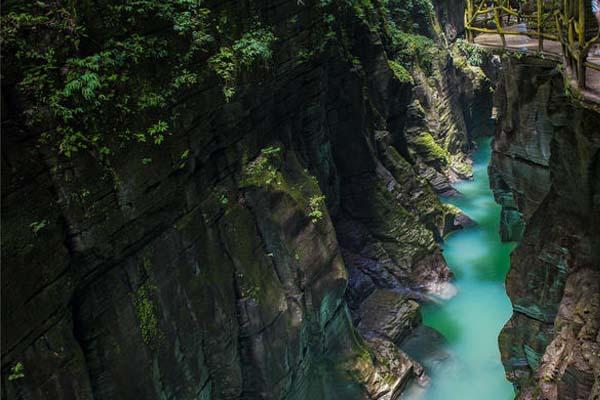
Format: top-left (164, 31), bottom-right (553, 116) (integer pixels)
top-left (577, 0), bottom-right (586, 88)
top-left (495, 4), bottom-right (507, 47)
top-left (537, 0), bottom-right (544, 52)
top-left (568, 0), bottom-right (576, 70)
top-left (466, 0), bottom-right (474, 42)
top-left (557, 5), bottom-right (571, 70)
top-left (578, 0), bottom-right (585, 48)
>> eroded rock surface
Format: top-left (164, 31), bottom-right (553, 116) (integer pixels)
top-left (490, 54), bottom-right (600, 399)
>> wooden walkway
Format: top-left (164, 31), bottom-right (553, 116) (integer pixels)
top-left (473, 33), bottom-right (600, 105)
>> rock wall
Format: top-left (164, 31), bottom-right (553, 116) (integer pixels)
top-left (489, 56), bottom-right (554, 241)
top-left (490, 55), bottom-right (600, 400)
top-left (1, 1), bottom-right (484, 399)
top-left (434, 0), bottom-right (466, 41)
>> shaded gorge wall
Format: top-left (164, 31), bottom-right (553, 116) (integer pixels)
top-left (488, 54), bottom-right (600, 400)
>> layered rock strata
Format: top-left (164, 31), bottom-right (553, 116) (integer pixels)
top-left (490, 55), bottom-right (600, 400)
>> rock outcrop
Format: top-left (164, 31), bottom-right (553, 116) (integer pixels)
top-left (490, 54), bottom-right (600, 399)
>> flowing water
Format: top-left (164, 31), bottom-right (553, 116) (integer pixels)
top-left (403, 136), bottom-right (516, 400)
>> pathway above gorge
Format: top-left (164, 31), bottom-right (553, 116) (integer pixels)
top-left (464, 0), bottom-right (600, 107)
top-left (473, 33), bottom-right (600, 104)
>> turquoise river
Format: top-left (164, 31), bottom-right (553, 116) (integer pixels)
top-left (405, 136), bottom-right (517, 399)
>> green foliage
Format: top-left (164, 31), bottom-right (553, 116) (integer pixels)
top-left (29, 220), bottom-right (48, 234)
top-left (150, 121), bottom-right (169, 145)
top-left (308, 195), bottom-right (326, 223)
top-left (2, 1), bottom-right (275, 161)
top-left (70, 188), bottom-right (91, 205)
top-left (234, 28), bottom-right (276, 67)
top-left (220, 193), bottom-right (229, 205)
top-left (209, 25), bottom-right (276, 100)
top-left (454, 39), bottom-right (486, 67)
top-left (241, 147), bottom-right (283, 187)
top-left (388, 60), bottom-right (413, 83)
top-left (242, 284), bottom-right (261, 302)
top-left (209, 47), bottom-right (236, 96)
top-left (381, 0), bottom-right (435, 36)
top-left (8, 362), bottom-right (25, 381)
top-left (390, 32), bottom-right (439, 74)
top-left (345, 0), bottom-right (376, 21)
top-left (513, 50), bottom-right (525, 60)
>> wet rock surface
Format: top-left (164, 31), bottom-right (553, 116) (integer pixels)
top-left (489, 55), bottom-right (600, 399)
top-left (400, 325), bottom-right (451, 371)
top-left (357, 289), bottom-right (421, 343)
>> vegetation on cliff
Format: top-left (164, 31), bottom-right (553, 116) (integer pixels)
top-left (1, 1), bottom-right (276, 160)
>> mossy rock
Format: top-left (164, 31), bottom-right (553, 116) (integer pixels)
top-left (388, 60), bottom-right (413, 84)
top-left (411, 132), bottom-right (450, 167)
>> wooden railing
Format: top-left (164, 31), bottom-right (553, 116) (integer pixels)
top-left (465, 0), bottom-right (600, 89)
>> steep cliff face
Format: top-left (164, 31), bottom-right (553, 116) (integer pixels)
top-left (491, 55), bottom-right (600, 400)
top-left (1, 1), bottom-right (482, 399)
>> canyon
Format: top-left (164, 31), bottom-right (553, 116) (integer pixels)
top-left (1, 1), bottom-right (599, 400)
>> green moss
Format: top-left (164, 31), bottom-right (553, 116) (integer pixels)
top-left (388, 60), bottom-right (413, 83)
top-left (449, 154), bottom-right (473, 177)
top-left (241, 147), bottom-right (329, 229)
top-left (383, 145), bottom-right (449, 224)
top-left (443, 203), bottom-right (462, 216)
top-left (133, 282), bottom-right (161, 349)
top-left (219, 205), bottom-right (287, 311)
top-left (412, 132), bottom-right (450, 165)
top-left (451, 41), bottom-right (489, 90)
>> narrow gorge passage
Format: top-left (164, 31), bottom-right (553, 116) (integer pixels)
top-left (6, 0), bottom-right (600, 398)
top-left (405, 137), bottom-right (516, 400)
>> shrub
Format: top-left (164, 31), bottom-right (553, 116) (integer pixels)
top-left (29, 220), bottom-right (48, 234)
top-left (308, 195), bottom-right (326, 223)
top-left (382, 0), bottom-right (435, 36)
top-left (391, 32), bottom-right (439, 74)
top-left (8, 362), bottom-right (25, 381)
top-left (209, 25), bottom-right (276, 100)
top-left (455, 39), bottom-right (487, 67)
top-left (241, 147), bottom-right (283, 187)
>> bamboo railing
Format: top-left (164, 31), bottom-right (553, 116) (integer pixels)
top-left (465, 0), bottom-right (600, 89)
